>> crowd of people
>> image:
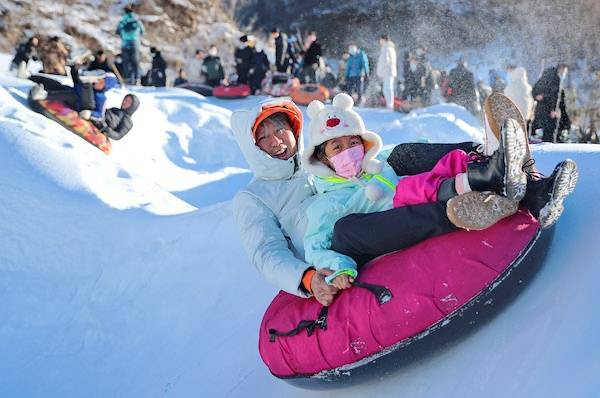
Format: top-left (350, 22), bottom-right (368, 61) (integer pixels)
top-left (8, 10), bottom-right (597, 144)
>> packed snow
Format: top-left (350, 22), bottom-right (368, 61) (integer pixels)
top-left (0, 53), bottom-right (599, 397)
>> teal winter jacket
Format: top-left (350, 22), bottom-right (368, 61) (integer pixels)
top-left (304, 156), bottom-right (399, 282)
top-left (116, 13), bottom-right (145, 44)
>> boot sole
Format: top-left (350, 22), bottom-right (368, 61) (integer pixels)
top-left (502, 118), bottom-right (528, 201)
top-left (447, 191), bottom-right (519, 231)
top-left (538, 159), bottom-right (579, 229)
top-left (484, 93), bottom-right (530, 156)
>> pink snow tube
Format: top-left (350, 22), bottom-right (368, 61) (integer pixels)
top-left (259, 209), bottom-right (540, 378)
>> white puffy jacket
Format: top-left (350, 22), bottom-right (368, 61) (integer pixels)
top-left (231, 98), bottom-right (316, 297)
top-left (505, 67), bottom-right (534, 121)
top-left (376, 41), bottom-right (397, 79)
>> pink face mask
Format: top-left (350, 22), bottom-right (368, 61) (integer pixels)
top-left (328, 144), bottom-right (365, 178)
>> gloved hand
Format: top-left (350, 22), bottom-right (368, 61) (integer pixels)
top-left (79, 110), bottom-right (91, 120)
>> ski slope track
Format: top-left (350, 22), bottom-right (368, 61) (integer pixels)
top-left (0, 60), bottom-right (599, 396)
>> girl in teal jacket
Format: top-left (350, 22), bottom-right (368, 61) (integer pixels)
top-left (302, 93), bottom-right (401, 289)
top-left (301, 93), bottom-right (534, 290)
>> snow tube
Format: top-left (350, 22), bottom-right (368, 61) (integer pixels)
top-left (213, 83), bottom-right (251, 99)
top-left (262, 72), bottom-right (294, 97)
top-left (394, 97), bottom-right (423, 113)
top-left (259, 209), bottom-right (552, 386)
top-left (177, 83), bottom-right (214, 97)
top-left (289, 84), bottom-right (330, 105)
top-left (28, 97), bottom-right (111, 154)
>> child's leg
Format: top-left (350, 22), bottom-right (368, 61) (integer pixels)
top-left (387, 142), bottom-right (478, 176)
top-left (393, 149), bottom-right (470, 208)
top-left (331, 202), bottom-right (457, 266)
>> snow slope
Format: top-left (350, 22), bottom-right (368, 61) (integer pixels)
top-left (1, 65), bottom-right (599, 397)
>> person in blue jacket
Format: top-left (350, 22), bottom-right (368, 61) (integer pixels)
top-left (345, 44), bottom-right (370, 105)
top-left (29, 63), bottom-right (119, 121)
top-left (116, 5), bottom-right (145, 84)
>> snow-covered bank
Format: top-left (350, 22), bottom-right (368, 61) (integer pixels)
top-left (1, 69), bottom-right (599, 397)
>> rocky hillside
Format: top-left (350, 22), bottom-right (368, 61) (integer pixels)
top-left (0, 0), bottom-right (244, 75)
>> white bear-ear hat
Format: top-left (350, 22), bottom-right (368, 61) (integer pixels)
top-left (302, 93), bottom-right (383, 177)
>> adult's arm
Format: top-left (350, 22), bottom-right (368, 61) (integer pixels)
top-left (233, 191), bottom-right (312, 297)
top-left (90, 76), bottom-right (120, 119)
top-left (116, 18), bottom-right (122, 36)
top-left (362, 51), bottom-right (370, 76)
top-left (138, 18), bottom-right (145, 36)
top-left (279, 35), bottom-right (288, 65)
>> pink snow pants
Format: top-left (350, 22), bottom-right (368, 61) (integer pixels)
top-left (393, 149), bottom-right (470, 208)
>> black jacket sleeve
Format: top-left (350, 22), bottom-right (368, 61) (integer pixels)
top-left (101, 108), bottom-right (133, 140)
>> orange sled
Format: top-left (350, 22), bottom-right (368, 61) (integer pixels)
top-left (289, 84), bottom-right (330, 105)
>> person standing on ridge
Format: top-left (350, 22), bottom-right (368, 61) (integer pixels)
top-left (235, 35), bottom-right (254, 85)
top-left (376, 35), bottom-right (397, 110)
top-left (116, 5), bottom-right (145, 85)
top-left (531, 64), bottom-right (569, 142)
top-left (202, 45), bottom-right (225, 87)
top-left (271, 28), bottom-right (289, 73)
top-left (303, 32), bottom-right (322, 83)
top-left (447, 58), bottom-right (479, 116)
top-left (345, 43), bottom-right (369, 105)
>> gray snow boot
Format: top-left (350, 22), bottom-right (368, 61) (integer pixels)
top-left (467, 118), bottom-right (528, 201)
top-left (521, 159), bottom-right (579, 229)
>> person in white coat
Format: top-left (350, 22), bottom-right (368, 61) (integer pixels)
top-left (505, 66), bottom-right (534, 121)
top-left (376, 35), bottom-right (397, 110)
top-left (231, 98), bottom-right (339, 306)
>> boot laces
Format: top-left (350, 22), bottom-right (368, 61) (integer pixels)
top-left (467, 145), bottom-right (488, 163)
top-left (522, 158), bottom-right (545, 180)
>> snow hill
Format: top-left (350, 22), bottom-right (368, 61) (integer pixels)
top-left (1, 55), bottom-right (599, 397)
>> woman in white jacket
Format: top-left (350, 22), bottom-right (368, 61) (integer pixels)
top-left (376, 35), bottom-right (397, 110)
top-left (505, 66), bottom-right (534, 121)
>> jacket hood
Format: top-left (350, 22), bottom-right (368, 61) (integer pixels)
top-left (122, 94), bottom-right (140, 116)
top-left (231, 97), bottom-right (304, 180)
top-left (302, 93), bottom-right (383, 178)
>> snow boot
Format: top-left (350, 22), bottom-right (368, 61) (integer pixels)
top-left (521, 159), bottom-right (579, 229)
top-left (484, 92), bottom-right (535, 174)
top-left (467, 118), bottom-right (528, 201)
top-left (446, 191), bottom-right (518, 230)
top-left (30, 83), bottom-right (48, 101)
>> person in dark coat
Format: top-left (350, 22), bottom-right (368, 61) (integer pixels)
top-left (87, 50), bottom-right (115, 73)
top-left (201, 45), bottom-right (225, 87)
top-left (303, 31), bottom-right (322, 83)
top-left (92, 94), bottom-right (140, 140)
top-left (234, 35), bottom-right (254, 85)
top-left (10, 36), bottom-right (39, 73)
top-left (403, 56), bottom-right (427, 101)
top-left (271, 27), bottom-right (289, 73)
top-left (447, 58), bottom-right (478, 115)
top-left (174, 68), bottom-right (188, 87)
top-left (249, 44), bottom-right (270, 94)
top-left (531, 64), bottom-right (569, 142)
top-left (144, 47), bottom-right (167, 87)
